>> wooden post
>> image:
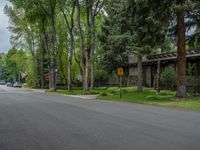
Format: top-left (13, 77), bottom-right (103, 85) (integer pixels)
top-left (156, 61), bottom-right (161, 95)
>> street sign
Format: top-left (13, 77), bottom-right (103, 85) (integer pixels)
top-left (117, 67), bottom-right (124, 76)
top-left (117, 67), bottom-right (124, 99)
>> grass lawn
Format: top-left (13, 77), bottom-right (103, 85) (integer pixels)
top-left (49, 87), bottom-right (107, 95)
top-left (50, 87), bottom-right (200, 110)
top-left (98, 87), bottom-right (200, 110)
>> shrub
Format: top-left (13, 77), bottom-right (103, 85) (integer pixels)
top-left (108, 87), bottom-right (119, 93)
top-left (96, 87), bottom-right (108, 90)
top-left (186, 63), bottom-right (199, 93)
top-left (160, 66), bottom-right (176, 89)
top-left (89, 91), bottom-right (100, 94)
top-left (22, 83), bottom-right (28, 88)
top-left (84, 91), bottom-right (100, 95)
top-left (95, 69), bottom-right (109, 86)
top-left (121, 88), bottom-right (128, 93)
top-left (100, 92), bottom-right (109, 96)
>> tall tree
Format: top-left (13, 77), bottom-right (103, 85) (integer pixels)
top-left (6, 0), bottom-right (59, 90)
top-left (176, 0), bottom-right (187, 97)
top-left (4, 3), bottom-right (41, 87)
top-left (59, 0), bottom-right (76, 91)
top-left (76, 0), bottom-right (104, 91)
top-left (175, 0), bottom-right (200, 97)
top-left (100, 0), bottom-right (168, 92)
top-left (86, 0), bottom-right (104, 90)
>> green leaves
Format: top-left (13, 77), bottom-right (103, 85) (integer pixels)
top-left (99, 0), bottom-right (169, 72)
top-left (5, 48), bottom-right (28, 81)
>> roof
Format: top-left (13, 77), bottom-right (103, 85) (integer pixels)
top-left (128, 48), bottom-right (200, 66)
top-left (147, 48), bottom-right (200, 60)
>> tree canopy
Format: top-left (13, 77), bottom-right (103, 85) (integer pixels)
top-left (3, 0), bottom-right (200, 97)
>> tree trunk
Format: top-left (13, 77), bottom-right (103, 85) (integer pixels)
top-left (77, 0), bottom-right (89, 91)
top-left (43, 28), bottom-right (50, 89)
top-left (68, 31), bottom-right (74, 91)
top-left (40, 42), bottom-right (44, 89)
top-left (89, 0), bottom-right (104, 90)
top-left (176, 6), bottom-right (186, 98)
top-left (40, 18), bottom-right (46, 89)
top-left (29, 33), bottom-right (40, 88)
top-left (49, 58), bottom-right (56, 91)
top-left (49, 5), bottom-right (57, 91)
top-left (137, 55), bottom-right (143, 92)
top-left (90, 51), bottom-right (94, 90)
top-left (84, 50), bottom-right (89, 91)
top-left (68, 58), bottom-right (73, 91)
top-left (90, 16), bottom-right (95, 90)
top-left (61, 2), bottom-right (76, 91)
top-left (33, 58), bottom-right (38, 88)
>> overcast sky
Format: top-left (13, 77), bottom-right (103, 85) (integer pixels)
top-left (0, 0), bottom-right (11, 53)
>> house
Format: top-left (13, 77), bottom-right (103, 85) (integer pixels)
top-left (128, 49), bottom-right (200, 92)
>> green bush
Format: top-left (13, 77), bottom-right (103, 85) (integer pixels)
top-left (100, 92), bottom-right (113, 96)
top-left (100, 92), bottom-right (109, 96)
top-left (22, 83), bottom-right (28, 88)
top-left (84, 91), bottom-right (100, 95)
top-left (161, 66), bottom-right (176, 89)
top-left (95, 69), bottom-right (109, 86)
top-left (89, 91), bottom-right (100, 94)
top-left (186, 63), bottom-right (200, 93)
top-left (121, 88), bottom-right (128, 93)
top-left (95, 87), bottom-right (108, 90)
top-left (108, 87), bottom-right (119, 93)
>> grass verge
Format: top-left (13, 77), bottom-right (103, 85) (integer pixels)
top-left (98, 87), bottom-right (200, 110)
top-left (49, 87), bottom-right (200, 110)
top-left (49, 87), bottom-right (107, 95)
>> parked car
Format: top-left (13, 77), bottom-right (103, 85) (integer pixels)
top-left (13, 82), bottom-right (22, 88)
top-left (0, 80), bottom-right (6, 85)
top-left (6, 82), bottom-right (13, 87)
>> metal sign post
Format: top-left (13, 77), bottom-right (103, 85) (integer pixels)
top-left (120, 76), bottom-right (122, 99)
top-left (117, 67), bottom-right (124, 99)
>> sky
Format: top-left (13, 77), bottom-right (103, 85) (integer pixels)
top-left (0, 0), bottom-right (11, 53)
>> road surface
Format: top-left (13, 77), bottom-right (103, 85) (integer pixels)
top-left (0, 85), bottom-right (200, 150)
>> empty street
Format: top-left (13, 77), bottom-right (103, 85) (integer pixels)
top-left (0, 85), bottom-right (200, 150)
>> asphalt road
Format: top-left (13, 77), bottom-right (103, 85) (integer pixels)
top-left (0, 85), bottom-right (200, 150)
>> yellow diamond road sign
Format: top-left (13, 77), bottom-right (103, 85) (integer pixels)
top-left (117, 67), bottom-right (124, 76)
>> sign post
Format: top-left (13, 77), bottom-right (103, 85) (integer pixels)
top-left (120, 76), bottom-right (122, 98)
top-left (117, 67), bottom-right (124, 99)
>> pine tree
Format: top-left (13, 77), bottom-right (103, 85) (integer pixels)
top-left (99, 0), bottom-right (168, 92)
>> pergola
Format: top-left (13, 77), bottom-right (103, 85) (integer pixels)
top-left (128, 48), bottom-right (200, 66)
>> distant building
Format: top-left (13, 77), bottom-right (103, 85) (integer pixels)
top-left (20, 72), bottom-right (28, 83)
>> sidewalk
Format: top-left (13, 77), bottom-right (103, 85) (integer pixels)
top-left (66, 95), bottom-right (98, 100)
top-left (22, 88), bottom-right (46, 93)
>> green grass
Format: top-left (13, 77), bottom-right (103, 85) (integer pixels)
top-left (49, 86), bottom-right (200, 110)
top-left (98, 87), bottom-right (200, 111)
top-left (156, 97), bottom-right (200, 110)
top-left (49, 88), bottom-right (107, 95)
